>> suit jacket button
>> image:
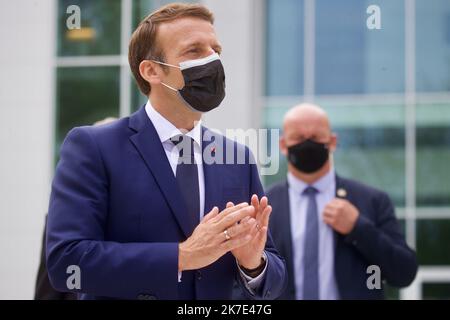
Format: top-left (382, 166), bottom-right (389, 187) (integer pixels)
top-left (196, 271), bottom-right (202, 280)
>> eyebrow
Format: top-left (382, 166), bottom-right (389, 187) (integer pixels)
top-left (180, 41), bottom-right (222, 53)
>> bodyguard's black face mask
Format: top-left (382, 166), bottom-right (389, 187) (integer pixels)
top-left (152, 52), bottom-right (226, 113)
top-left (287, 139), bottom-right (329, 173)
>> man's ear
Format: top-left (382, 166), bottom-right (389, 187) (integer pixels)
top-left (329, 132), bottom-right (338, 152)
top-left (139, 60), bottom-right (161, 86)
top-left (280, 135), bottom-right (288, 156)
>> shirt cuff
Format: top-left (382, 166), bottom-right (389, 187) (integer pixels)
top-left (178, 271), bottom-right (182, 283)
top-left (236, 251), bottom-right (268, 293)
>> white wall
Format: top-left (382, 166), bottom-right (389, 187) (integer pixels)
top-left (0, 0), bottom-right (55, 299)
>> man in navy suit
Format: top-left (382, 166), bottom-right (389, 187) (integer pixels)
top-left (46, 3), bottom-right (286, 300)
top-left (267, 103), bottom-right (417, 299)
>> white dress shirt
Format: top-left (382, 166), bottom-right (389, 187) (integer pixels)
top-left (144, 101), bottom-right (265, 291)
top-left (287, 168), bottom-right (340, 300)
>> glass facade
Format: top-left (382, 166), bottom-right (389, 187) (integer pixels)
top-left (56, 67), bottom-right (120, 147)
top-left (56, 0), bottom-right (123, 155)
top-left (265, 0), bottom-right (450, 299)
top-left (315, 0), bottom-right (405, 94)
top-left (57, 0), bottom-right (122, 56)
top-left (265, 0), bottom-right (304, 96)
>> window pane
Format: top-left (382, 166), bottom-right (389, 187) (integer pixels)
top-left (57, 0), bottom-right (121, 56)
top-left (133, 0), bottom-right (157, 29)
top-left (320, 102), bottom-right (405, 207)
top-left (416, 103), bottom-right (450, 206)
top-left (422, 283), bottom-right (450, 300)
top-left (133, 0), bottom-right (196, 28)
top-left (384, 285), bottom-right (399, 300)
top-left (416, 0), bottom-right (450, 92)
top-left (263, 102), bottom-right (405, 207)
top-left (265, 0), bottom-right (304, 96)
top-left (315, 0), bottom-right (404, 94)
top-left (333, 127), bottom-right (405, 206)
top-left (56, 67), bottom-right (120, 150)
top-left (416, 219), bottom-right (450, 265)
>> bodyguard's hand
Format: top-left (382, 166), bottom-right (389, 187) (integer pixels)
top-left (232, 195), bottom-right (272, 270)
top-left (323, 198), bottom-right (359, 235)
top-left (178, 203), bottom-right (256, 272)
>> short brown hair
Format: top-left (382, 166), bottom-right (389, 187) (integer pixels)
top-left (128, 3), bottom-right (214, 96)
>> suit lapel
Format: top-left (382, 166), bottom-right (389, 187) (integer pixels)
top-left (201, 126), bottom-right (223, 213)
top-left (128, 106), bottom-right (193, 238)
top-left (280, 181), bottom-right (297, 298)
top-left (333, 174), bottom-right (351, 294)
top-left (333, 175), bottom-right (346, 249)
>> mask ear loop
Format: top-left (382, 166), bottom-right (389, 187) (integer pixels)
top-left (151, 60), bottom-right (181, 69)
top-left (160, 82), bottom-right (180, 92)
top-left (151, 60), bottom-right (182, 91)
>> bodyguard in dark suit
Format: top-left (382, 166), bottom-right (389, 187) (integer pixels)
top-left (267, 103), bottom-right (417, 299)
top-left (46, 3), bottom-right (286, 300)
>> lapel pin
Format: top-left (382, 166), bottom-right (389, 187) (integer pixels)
top-left (337, 188), bottom-right (347, 198)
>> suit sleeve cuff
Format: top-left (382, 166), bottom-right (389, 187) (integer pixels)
top-left (344, 213), bottom-right (375, 247)
top-left (236, 252), bottom-right (268, 293)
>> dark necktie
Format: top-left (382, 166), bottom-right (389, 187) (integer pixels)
top-left (171, 135), bottom-right (200, 236)
top-left (303, 186), bottom-right (319, 300)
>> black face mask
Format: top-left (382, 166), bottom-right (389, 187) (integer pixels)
top-left (153, 52), bottom-right (226, 113)
top-left (287, 139), bottom-right (329, 173)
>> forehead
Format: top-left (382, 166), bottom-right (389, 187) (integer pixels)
top-left (157, 17), bottom-right (218, 50)
top-left (284, 113), bottom-right (330, 137)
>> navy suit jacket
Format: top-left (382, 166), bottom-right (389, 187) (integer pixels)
top-left (46, 106), bottom-right (287, 300)
top-left (267, 175), bottom-right (417, 300)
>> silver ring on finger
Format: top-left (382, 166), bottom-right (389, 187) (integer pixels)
top-left (224, 229), bottom-right (231, 240)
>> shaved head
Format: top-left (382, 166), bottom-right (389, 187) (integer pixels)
top-left (282, 103), bottom-right (334, 147)
top-left (280, 102), bottom-right (338, 182)
top-left (283, 103), bottom-right (331, 135)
